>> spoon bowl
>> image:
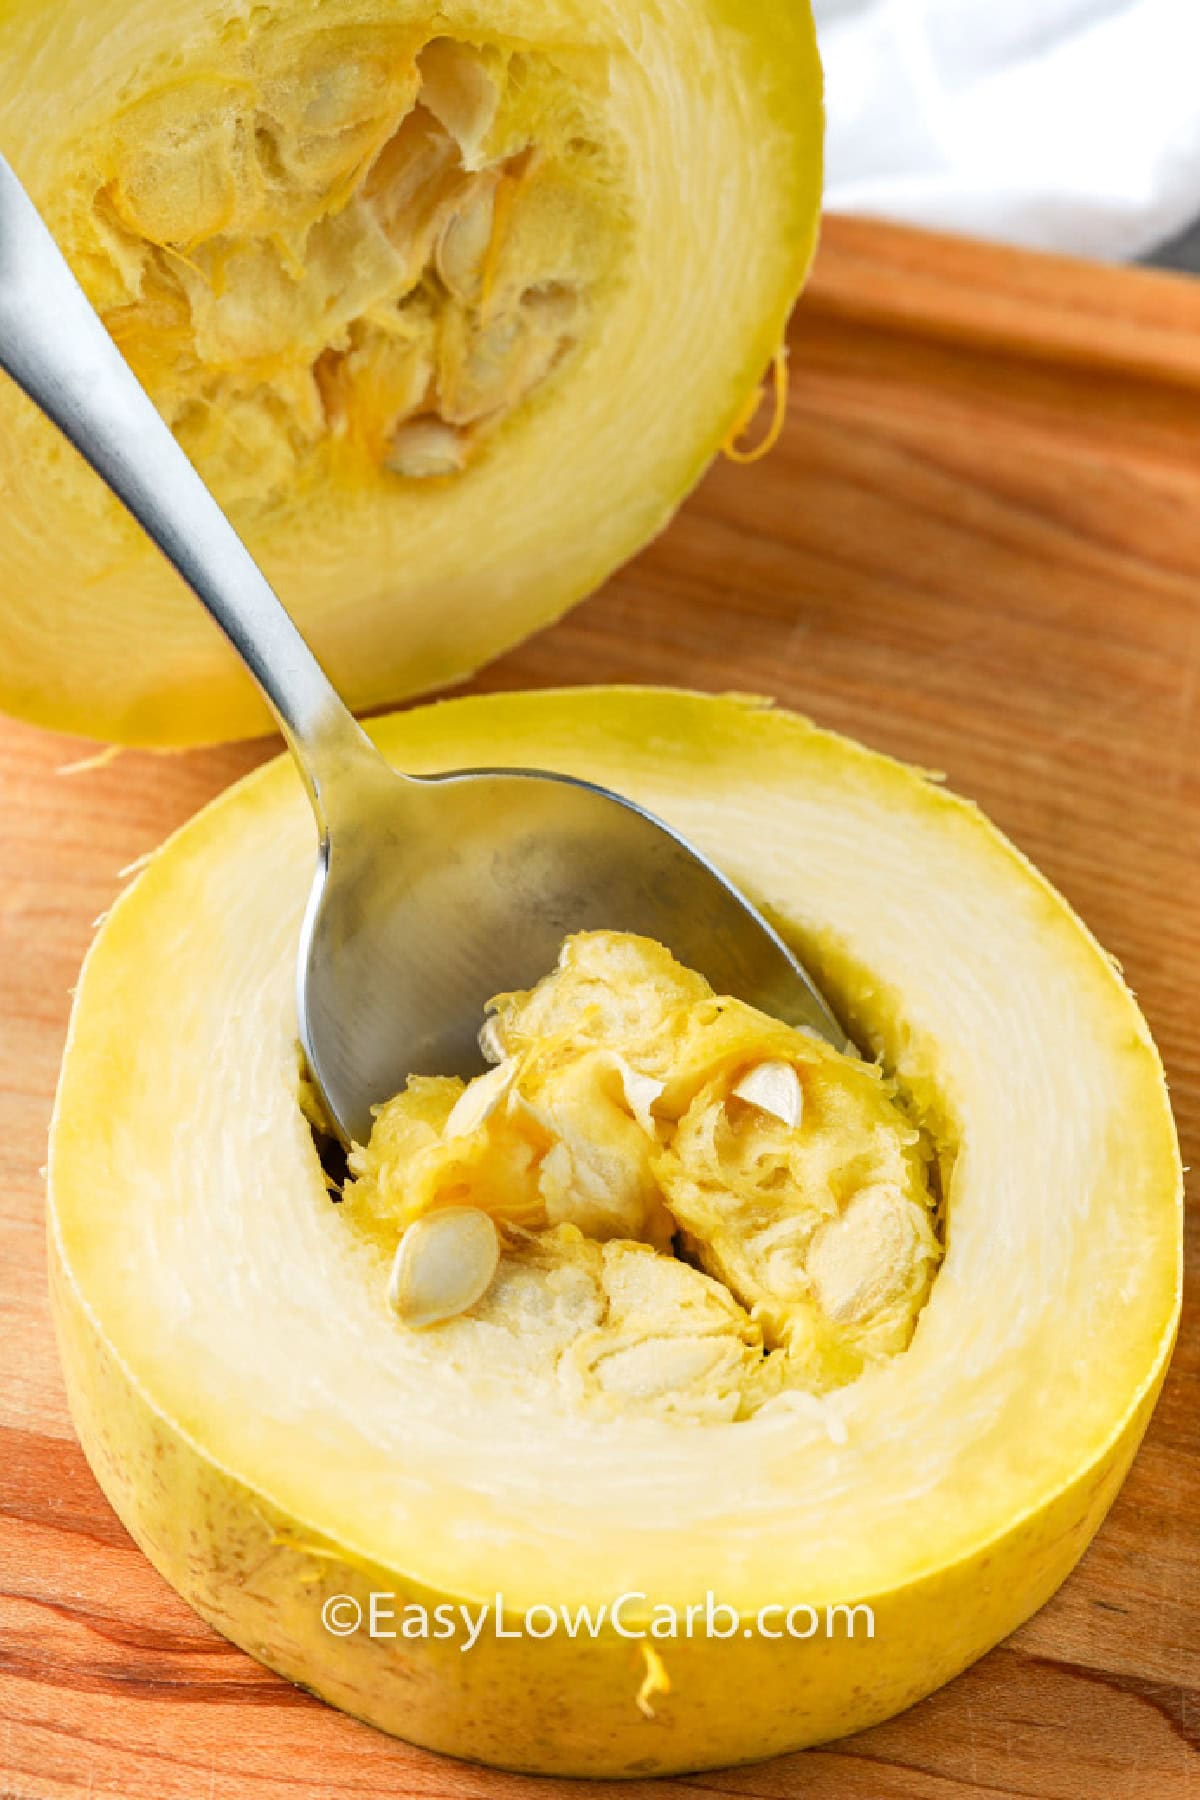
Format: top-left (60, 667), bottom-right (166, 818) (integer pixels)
top-left (301, 758), bottom-right (846, 1146)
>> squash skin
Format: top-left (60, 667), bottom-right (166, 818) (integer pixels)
top-left (0, 2), bottom-right (822, 748)
top-left (51, 1275), bottom-right (1162, 1774)
top-left (47, 688), bottom-right (1182, 1776)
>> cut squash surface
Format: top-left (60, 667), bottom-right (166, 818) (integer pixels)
top-left (48, 687), bottom-right (1181, 1775)
top-left (0, 0), bottom-right (822, 744)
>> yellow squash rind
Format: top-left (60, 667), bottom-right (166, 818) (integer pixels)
top-left (48, 688), bottom-right (1182, 1774)
top-left (0, 2), bottom-right (822, 746)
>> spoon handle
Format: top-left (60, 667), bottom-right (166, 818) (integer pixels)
top-left (0, 152), bottom-right (379, 830)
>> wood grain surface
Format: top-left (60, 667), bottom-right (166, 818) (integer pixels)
top-left (1, 214), bottom-right (1198, 1799)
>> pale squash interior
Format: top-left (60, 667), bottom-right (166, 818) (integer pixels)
top-left (49, 690), bottom-right (1181, 1619)
top-left (0, 0), bottom-right (822, 744)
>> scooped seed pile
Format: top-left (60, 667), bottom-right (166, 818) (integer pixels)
top-left (343, 932), bottom-right (943, 1421)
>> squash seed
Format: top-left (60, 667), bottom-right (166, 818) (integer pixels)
top-left (444, 1059), bottom-right (515, 1137)
top-left (388, 1206), bottom-right (501, 1327)
top-left (730, 1059), bottom-right (802, 1129)
top-left (478, 1012), bottom-right (507, 1064)
top-left (386, 418), bottom-right (467, 478)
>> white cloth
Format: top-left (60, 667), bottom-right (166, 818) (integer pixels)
top-left (815, 0), bottom-right (1200, 261)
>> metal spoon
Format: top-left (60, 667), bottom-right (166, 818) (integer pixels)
top-left (0, 152), bottom-right (847, 1147)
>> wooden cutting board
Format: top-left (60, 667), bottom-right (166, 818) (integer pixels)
top-left (1, 214), bottom-right (1197, 1800)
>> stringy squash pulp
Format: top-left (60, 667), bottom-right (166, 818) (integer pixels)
top-left (48, 689), bottom-right (1182, 1776)
top-left (0, 0), bottom-right (822, 744)
top-left (346, 930), bottom-right (943, 1416)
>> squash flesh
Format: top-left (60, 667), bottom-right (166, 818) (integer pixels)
top-left (47, 687), bottom-right (1182, 1774)
top-left (0, 0), bottom-right (822, 744)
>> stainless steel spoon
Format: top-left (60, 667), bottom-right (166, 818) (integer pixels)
top-left (0, 152), bottom-right (847, 1147)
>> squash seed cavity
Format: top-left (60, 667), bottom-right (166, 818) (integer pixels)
top-left (337, 932), bottom-right (946, 1421)
top-left (74, 24), bottom-right (628, 512)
